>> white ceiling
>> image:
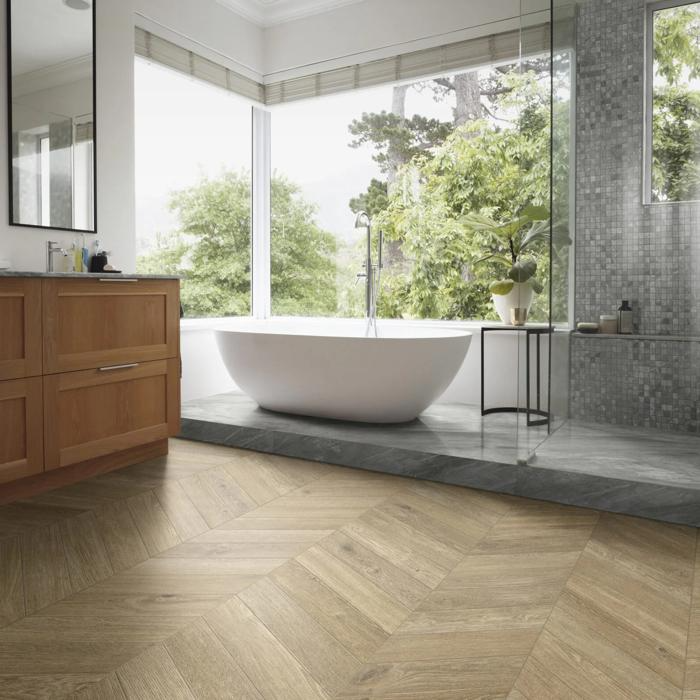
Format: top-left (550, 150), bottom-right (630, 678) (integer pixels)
top-left (215, 0), bottom-right (367, 27)
top-left (10, 0), bottom-right (93, 75)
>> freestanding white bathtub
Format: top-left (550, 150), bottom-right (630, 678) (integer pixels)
top-left (215, 320), bottom-right (471, 423)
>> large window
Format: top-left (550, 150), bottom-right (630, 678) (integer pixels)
top-left (271, 60), bottom-right (551, 321)
top-left (135, 58), bottom-right (253, 317)
top-left (648, 0), bottom-right (700, 203)
top-left (134, 46), bottom-right (551, 322)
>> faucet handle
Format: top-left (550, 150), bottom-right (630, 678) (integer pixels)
top-left (355, 272), bottom-right (366, 285)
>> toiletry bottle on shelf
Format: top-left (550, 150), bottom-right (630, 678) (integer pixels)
top-left (81, 234), bottom-right (89, 273)
top-left (618, 300), bottom-right (634, 334)
top-left (73, 239), bottom-right (82, 272)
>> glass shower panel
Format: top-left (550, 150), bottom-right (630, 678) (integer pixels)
top-left (548, 0), bottom-right (576, 433)
top-left (514, 3), bottom-right (556, 463)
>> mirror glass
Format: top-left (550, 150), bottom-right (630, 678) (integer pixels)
top-left (8, 0), bottom-right (95, 231)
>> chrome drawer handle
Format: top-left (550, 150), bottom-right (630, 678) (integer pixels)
top-left (98, 278), bottom-right (138, 283)
top-left (98, 363), bottom-right (139, 372)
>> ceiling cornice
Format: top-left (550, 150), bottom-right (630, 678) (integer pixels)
top-left (216, 0), bottom-right (367, 27)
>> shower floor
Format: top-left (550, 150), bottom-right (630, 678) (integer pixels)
top-left (180, 391), bottom-right (700, 526)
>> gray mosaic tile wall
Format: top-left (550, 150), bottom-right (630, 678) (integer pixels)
top-left (570, 0), bottom-right (700, 433)
top-left (570, 336), bottom-right (700, 432)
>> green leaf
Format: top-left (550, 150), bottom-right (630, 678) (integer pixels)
top-left (508, 259), bottom-right (537, 283)
top-left (522, 204), bottom-right (549, 221)
top-left (489, 279), bottom-right (514, 295)
top-left (528, 277), bottom-right (544, 294)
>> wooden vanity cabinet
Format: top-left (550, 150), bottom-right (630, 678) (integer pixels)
top-left (0, 278), bottom-right (42, 380)
top-left (43, 359), bottom-right (180, 471)
top-left (42, 278), bottom-right (179, 374)
top-left (0, 276), bottom-right (180, 491)
top-left (0, 377), bottom-right (44, 483)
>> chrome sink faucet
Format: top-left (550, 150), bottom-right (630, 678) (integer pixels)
top-left (46, 241), bottom-right (67, 272)
top-left (354, 211), bottom-right (383, 337)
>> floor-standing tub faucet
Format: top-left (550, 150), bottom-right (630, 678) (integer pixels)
top-left (354, 211), bottom-right (383, 337)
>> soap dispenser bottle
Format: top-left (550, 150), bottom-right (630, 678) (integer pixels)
top-left (618, 300), bottom-right (634, 334)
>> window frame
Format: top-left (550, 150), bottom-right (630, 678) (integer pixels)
top-left (644, 0), bottom-right (700, 205)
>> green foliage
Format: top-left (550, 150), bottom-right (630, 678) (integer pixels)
top-left (654, 4), bottom-right (700, 85)
top-left (652, 4), bottom-right (700, 202)
top-left (349, 178), bottom-right (389, 217)
top-left (371, 70), bottom-right (551, 320)
top-left (652, 88), bottom-right (700, 201)
top-left (348, 112), bottom-right (452, 174)
top-left (136, 171), bottom-right (338, 318)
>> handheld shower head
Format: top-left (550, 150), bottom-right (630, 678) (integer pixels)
top-left (354, 211), bottom-right (371, 229)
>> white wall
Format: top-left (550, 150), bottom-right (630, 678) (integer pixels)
top-left (0, 0), bottom-right (136, 272)
top-left (134, 0), bottom-right (265, 80)
top-left (264, 0), bottom-right (549, 79)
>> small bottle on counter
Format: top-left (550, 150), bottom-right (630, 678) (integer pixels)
top-left (617, 300), bottom-right (634, 334)
top-left (599, 314), bottom-right (617, 334)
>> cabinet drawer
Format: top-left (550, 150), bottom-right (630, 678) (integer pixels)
top-left (43, 278), bottom-right (179, 373)
top-left (0, 377), bottom-right (44, 484)
top-left (0, 279), bottom-right (42, 380)
top-left (43, 359), bottom-right (180, 470)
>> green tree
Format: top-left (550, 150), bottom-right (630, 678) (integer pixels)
top-left (652, 4), bottom-right (700, 201)
top-left (363, 69), bottom-right (551, 321)
top-left (137, 171), bottom-right (338, 318)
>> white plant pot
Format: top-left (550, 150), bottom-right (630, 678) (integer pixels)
top-left (492, 282), bottom-right (534, 324)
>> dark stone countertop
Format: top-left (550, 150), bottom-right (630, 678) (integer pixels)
top-left (0, 270), bottom-right (180, 280)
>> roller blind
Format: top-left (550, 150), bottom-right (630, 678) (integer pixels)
top-left (264, 22), bottom-right (550, 105)
top-left (135, 22), bottom-right (550, 106)
top-left (135, 27), bottom-right (266, 103)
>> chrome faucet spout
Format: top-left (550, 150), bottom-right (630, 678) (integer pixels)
top-left (354, 211), bottom-right (383, 337)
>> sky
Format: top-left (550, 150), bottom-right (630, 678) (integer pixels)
top-left (134, 58), bottom-right (455, 254)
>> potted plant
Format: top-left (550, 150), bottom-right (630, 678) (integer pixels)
top-left (463, 205), bottom-right (550, 325)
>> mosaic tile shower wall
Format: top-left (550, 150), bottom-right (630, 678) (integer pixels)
top-left (570, 0), bottom-right (700, 432)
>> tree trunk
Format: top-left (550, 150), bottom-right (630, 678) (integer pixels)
top-left (388, 84), bottom-right (410, 185)
top-left (454, 72), bottom-right (482, 126)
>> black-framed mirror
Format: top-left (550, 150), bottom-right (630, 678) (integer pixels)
top-left (7, 0), bottom-right (96, 232)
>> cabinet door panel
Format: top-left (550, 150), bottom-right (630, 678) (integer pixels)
top-left (0, 279), bottom-right (41, 380)
top-left (43, 278), bottom-right (179, 373)
top-left (44, 359), bottom-right (180, 470)
top-left (0, 377), bottom-right (44, 484)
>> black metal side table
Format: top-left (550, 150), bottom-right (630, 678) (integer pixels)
top-left (480, 325), bottom-right (551, 427)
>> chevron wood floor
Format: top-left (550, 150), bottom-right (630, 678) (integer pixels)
top-left (0, 438), bottom-right (698, 699)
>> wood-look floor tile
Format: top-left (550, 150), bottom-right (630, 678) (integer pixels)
top-left (319, 531), bottom-right (432, 609)
top-left (117, 644), bottom-right (195, 699)
top-left (126, 492), bottom-right (181, 556)
top-left (26, 479), bottom-right (147, 511)
top-left (153, 481), bottom-right (209, 540)
top-left (157, 540), bottom-right (312, 561)
top-left (164, 618), bottom-right (263, 699)
top-left (205, 597), bottom-right (329, 700)
top-left (60, 511), bottom-right (114, 590)
top-left (70, 673), bottom-right (126, 699)
top-left (239, 577), bottom-right (361, 695)
top-left (221, 453), bottom-right (306, 505)
top-left (271, 560), bottom-right (388, 662)
top-left (0, 502), bottom-right (85, 536)
top-left (0, 536), bottom-right (24, 627)
top-left (336, 657), bottom-right (525, 699)
top-left (0, 673), bottom-right (104, 699)
top-left (406, 479), bottom-right (512, 529)
top-left (21, 522), bottom-right (74, 614)
top-left (377, 493), bottom-right (489, 554)
top-left (192, 528), bottom-right (333, 544)
top-left (341, 515), bottom-right (451, 589)
top-left (179, 468), bottom-right (256, 528)
top-left (297, 546), bottom-right (411, 634)
top-left (94, 502), bottom-right (149, 572)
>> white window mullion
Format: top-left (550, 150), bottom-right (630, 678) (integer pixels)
top-left (252, 107), bottom-right (271, 320)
